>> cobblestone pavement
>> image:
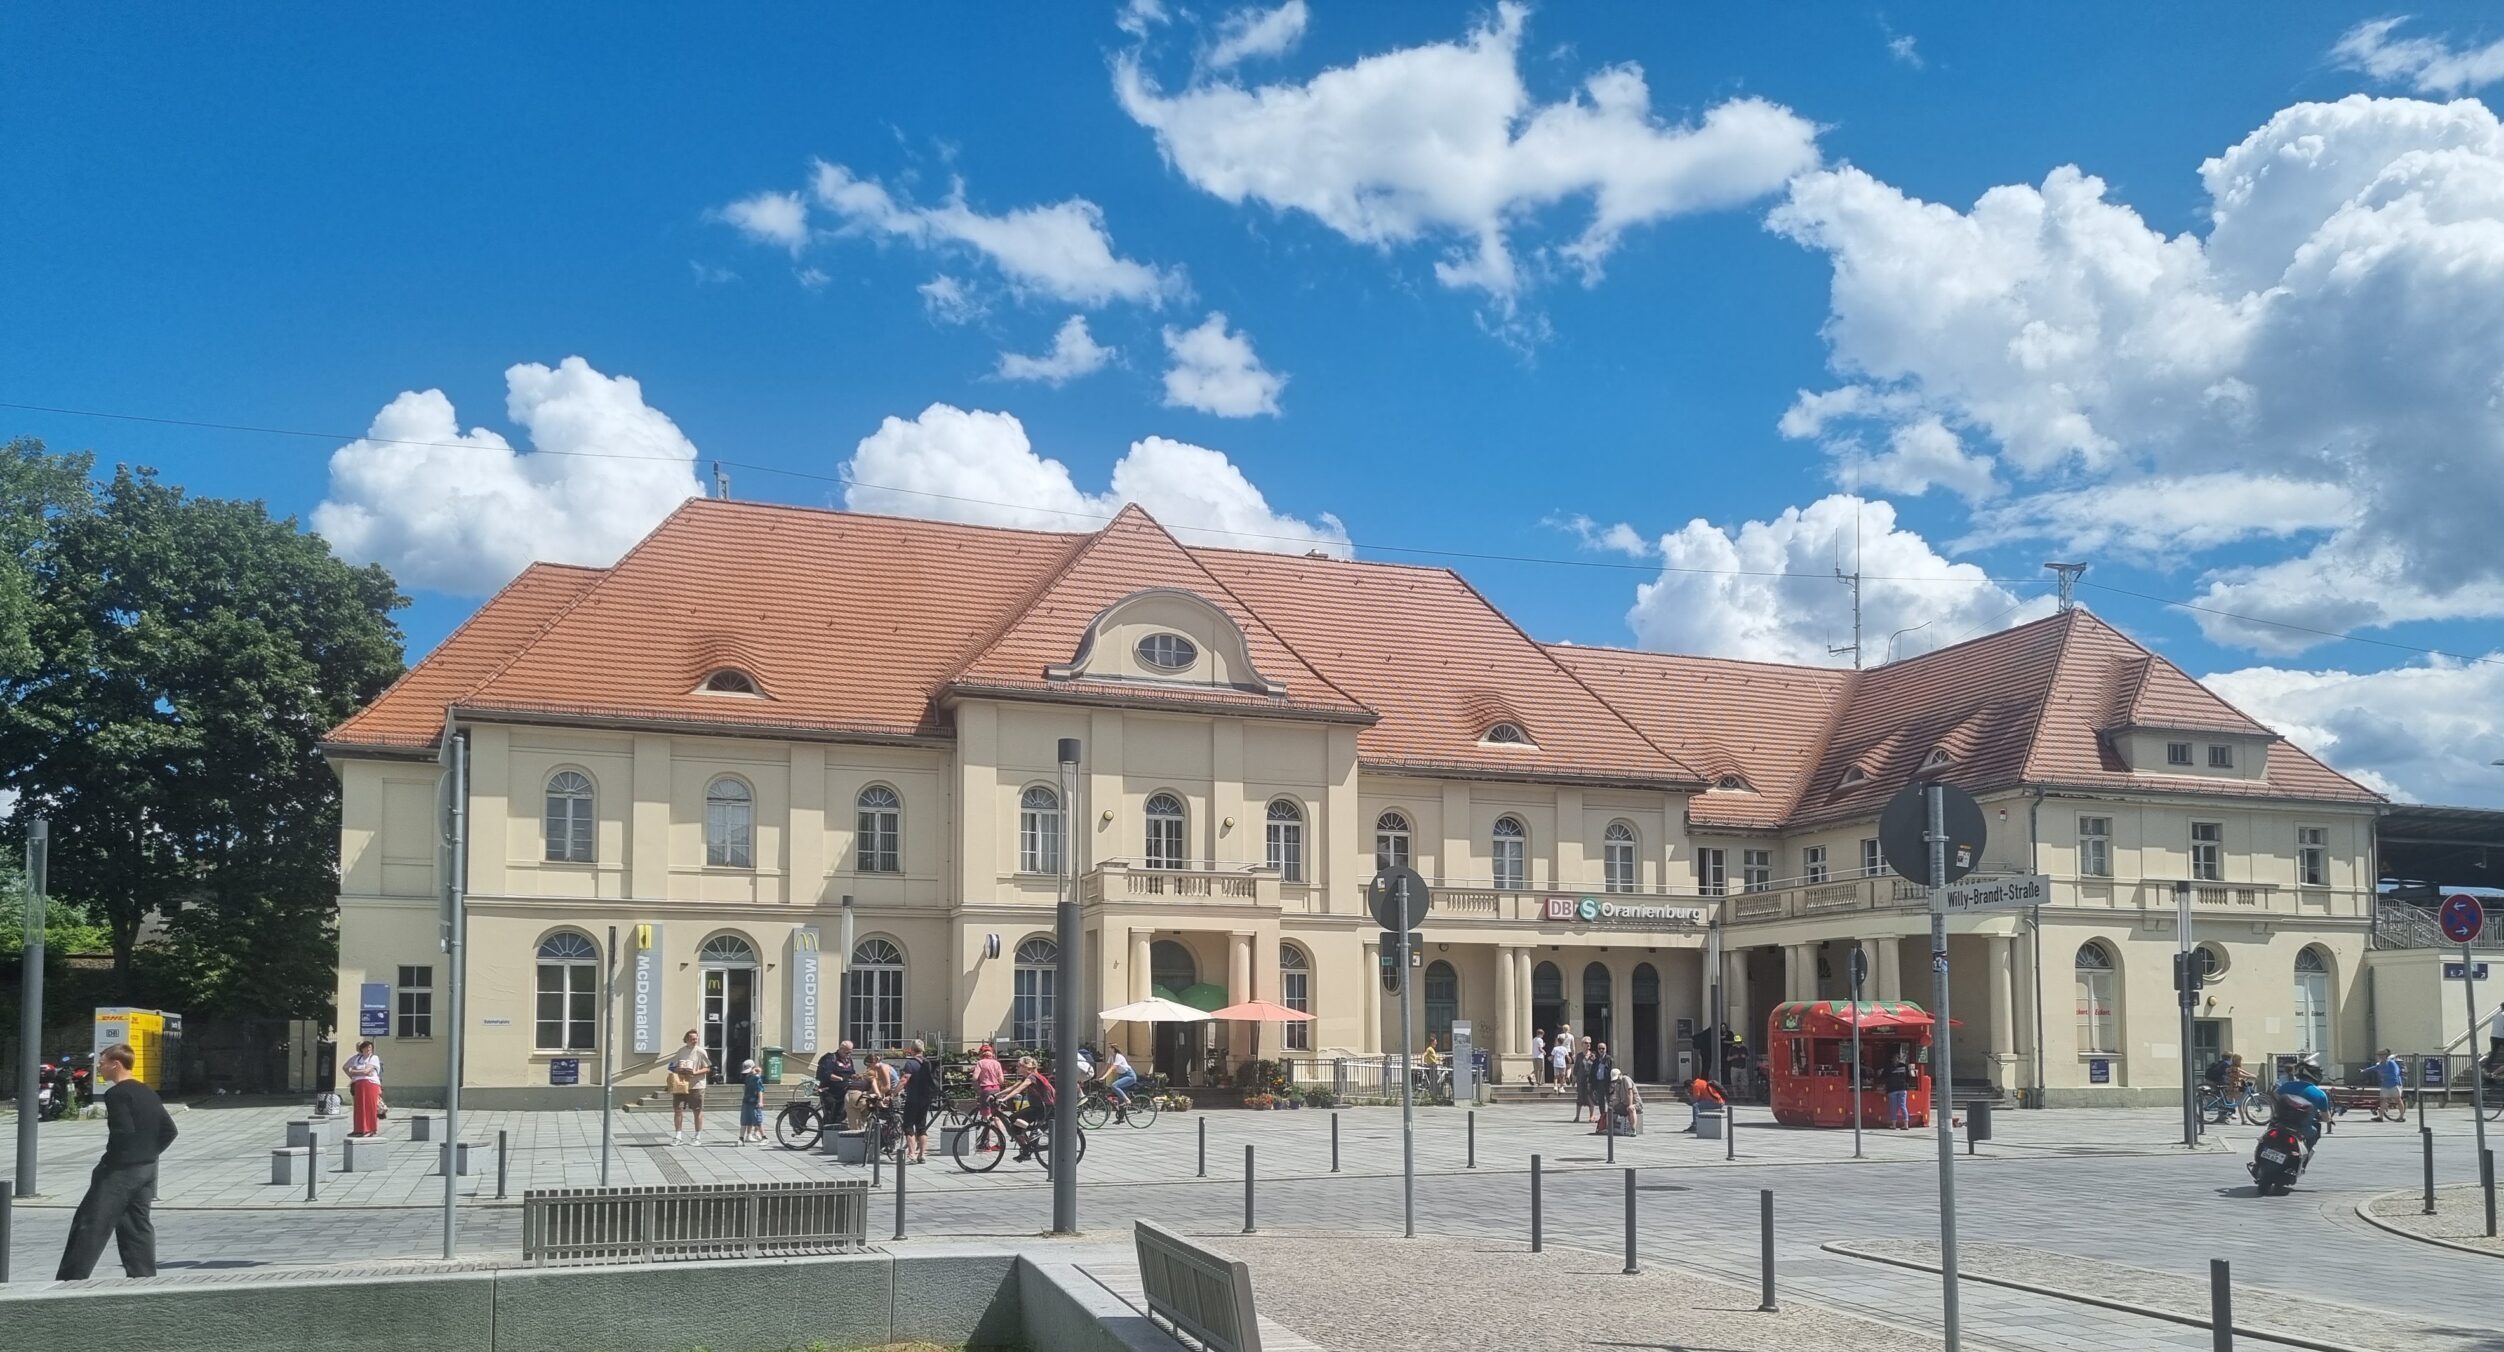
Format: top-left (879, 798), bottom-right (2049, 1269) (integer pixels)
top-left (3, 1102), bottom-right (2497, 1352)
top-left (2363, 1183), bottom-right (2504, 1256)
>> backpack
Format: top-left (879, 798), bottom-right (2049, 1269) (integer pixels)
top-left (2205, 1058), bottom-right (2230, 1086)
top-left (315, 1091), bottom-right (342, 1117)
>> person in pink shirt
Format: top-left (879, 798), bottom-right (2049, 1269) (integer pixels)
top-left (972, 1044), bottom-right (1006, 1104)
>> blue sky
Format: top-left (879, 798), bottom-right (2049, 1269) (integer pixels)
top-left (10, 4), bottom-right (2504, 804)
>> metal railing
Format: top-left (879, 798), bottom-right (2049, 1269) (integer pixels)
top-left (2377, 898), bottom-right (2504, 950)
top-left (519, 1178), bottom-right (870, 1266)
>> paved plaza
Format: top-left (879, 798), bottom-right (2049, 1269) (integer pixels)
top-left (2, 1098), bottom-right (2498, 1350)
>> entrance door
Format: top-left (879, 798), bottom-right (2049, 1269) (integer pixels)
top-left (1530, 961), bottom-right (1566, 1048)
top-left (698, 933), bottom-right (761, 1084)
top-left (1582, 963), bottom-right (1612, 1054)
top-left (1632, 963), bottom-right (1662, 1082)
top-left (1149, 940), bottom-right (1202, 1085)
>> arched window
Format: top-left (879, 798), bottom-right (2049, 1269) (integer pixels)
top-left (1150, 939), bottom-right (1197, 995)
top-left (534, 932), bottom-right (598, 1051)
top-left (1136, 632), bottom-right (1198, 671)
top-left (1144, 793), bottom-right (1186, 870)
top-left (1603, 821), bottom-right (1637, 894)
top-left (1424, 959), bottom-right (1458, 1050)
top-left (1013, 937), bottom-right (1057, 1046)
top-left (698, 933), bottom-right (758, 966)
top-left (1018, 786), bottom-right (1063, 876)
top-left (1374, 811), bottom-right (1412, 873)
top-left (544, 771), bottom-right (594, 864)
top-left (2074, 942), bottom-right (2119, 1056)
top-left (705, 777), bottom-right (753, 868)
top-left (1280, 944), bottom-right (1312, 1051)
top-left (848, 938), bottom-right (905, 1051)
top-left (1265, 799), bottom-right (1304, 882)
top-left (856, 786), bottom-right (901, 873)
top-left (1491, 816), bottom-right (1527, 891)
top-left (2293, 946), bottom-right (2333, 1059)
top-left (1582, 962), bottom-right (1613, 1049)
top-left (701, 669), bottom-right (760, 695)
top-left (1484, 722), bottom-right (1529, 745)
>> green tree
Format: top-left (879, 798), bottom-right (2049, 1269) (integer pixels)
top-left (0, 439), bottom-right (95, 682)
top-left (0, 447), bottom-right (406, 1018)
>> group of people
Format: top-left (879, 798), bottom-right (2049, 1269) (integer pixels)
top-left (1527, 1026), bottom-right (1645, 1135)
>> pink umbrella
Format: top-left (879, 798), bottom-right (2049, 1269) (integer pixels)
top-left (1210, 1000), bottom-right (1312, 1022)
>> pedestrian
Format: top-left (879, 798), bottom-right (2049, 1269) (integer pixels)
top-left (1609, 1070), bottom-right (1643, 1136)
top-left (1882, 1053), bottom-right (1914, 1129)
top-left (738, 1059), bottom-right (767, 1143)
top-left (1529, 1030), bottom-right (1546, 1087)
top-left (341, 1039), bottom-right (383, 1139)
top-left (896, 1038), bottom-right (936, 1165)
top-left (1587, 1042), bottom-right (1616, 1133)
top-left (2489, 999), bottom-right (2504, 1063)
top-left (667, 1029), bottom-right (711, 1145)
top-left (1683, 1074), bottom-right (1726, 1133)
top-left (2373, 1048), bottom-right (2405, 1119)
top-left (56, 1043), bottom-right (176, 1280)
top-left (1548, 1032), bottom-right (1568, 1094)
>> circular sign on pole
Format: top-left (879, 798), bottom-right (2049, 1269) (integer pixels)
top-left (1369, 866), bottom-right (1432, 932)
top-left (2439, 893), bottom-right (2486, 945)
top-left (1878, 783), bottom-right (1987, 887)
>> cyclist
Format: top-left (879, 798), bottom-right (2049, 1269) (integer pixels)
top-left (999, 1054), bottom-right (1057, 1160)
top-left (1104, 1045), bottom-right (1140, 1117)
top-left (2206, 1053), bottom-right (2250, 1124)
top-left (814, 1041), bottom-right (856, 1121)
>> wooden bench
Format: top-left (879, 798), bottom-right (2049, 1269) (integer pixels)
top-left (1135, 1220), bottom-right (1262, 1352)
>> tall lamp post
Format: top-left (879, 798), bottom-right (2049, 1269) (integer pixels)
top-left (17, 820), bottom-right (48, 1196)
top-left (1051, 737), bottom-right (1082, 1234)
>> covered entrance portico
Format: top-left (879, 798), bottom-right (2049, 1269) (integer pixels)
top-left (1720, 922), bottom-right (2035, 1102)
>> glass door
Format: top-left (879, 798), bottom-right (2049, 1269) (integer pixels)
top-left (702, 967), bottom-right (756, 1084)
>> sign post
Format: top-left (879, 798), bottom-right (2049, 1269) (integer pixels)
top-left (17, 820), bottom-right (47, 1198)
top-left (1051, 738), bottom-right (1083, 1236)
top-left (1370, 866), bottom-right (1430, 1240)
top-left (1849, 946), bottom-right (1868, 1160)
top-left (2439, 893), bottom-right (2488, 1205)
top-left (2177, 879), bottom-right (2198, 1149)
top-left (601, 923), bottom-right (616, 1187)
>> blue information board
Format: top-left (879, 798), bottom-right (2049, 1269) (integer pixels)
top-left (2087, 1058), bottom-right (2111, 1085)
top-left (549, 1058), bottom-right (580, 1086)
top-left (358, 982), bottom-right (389, 1038)
top-left (2422, 1056), bottom-right (2449, 1088)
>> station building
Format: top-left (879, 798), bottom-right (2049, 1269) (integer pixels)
top-left (324, 498), bottom-right (2384, 1108)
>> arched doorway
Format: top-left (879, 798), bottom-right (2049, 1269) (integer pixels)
top-left (1531, 961), bottom-right (1566, 1049)
top-left (697, 933), bottom-right (760, 1082)
top-left (1424, 961), bottom-right (1459, 1052)
top-left (1148, 939), bottom-right (1204, 1085)
top-left (1582, 962), bottom-right (1613, 1055)
top-left (1632, 962), bottom-right (1662, 1083)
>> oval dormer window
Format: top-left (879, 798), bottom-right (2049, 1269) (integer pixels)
top-left (1714, 774), bottom-right (1750, 792)
top-left (702, 669), bottom-right (761, 695)
top-left (1484, 722), bottom-right (1530, 745)
top-left (1136, 632), bottom-right (1198, 671)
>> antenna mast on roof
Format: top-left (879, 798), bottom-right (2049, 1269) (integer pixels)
top-left (2045, 561), bottom-right (2087, 613)
top-left (1829, 505), bottom-right (1864, 669)
top-left (713, 461), bottom-right (731, 501)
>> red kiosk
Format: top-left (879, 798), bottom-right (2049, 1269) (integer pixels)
top-left (1766, 1000), bottom-right (1943, 1128)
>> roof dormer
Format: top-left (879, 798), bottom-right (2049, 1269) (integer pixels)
top-left (1045, 588), bottom-right (1286, 695)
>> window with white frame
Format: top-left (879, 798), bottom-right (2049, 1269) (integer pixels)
top-left (2074, 942), bottom-right (2119, 1055)
top-left (2208, 744), bottom-right (2234, 770)
top-left (1742, 849), bottom-right (1772, 892)
top-left (1281, 944), bottom-right (1312, 1050)
top-left (2292, 946), bottom-right (2331, 1058)
top-left (848, 939), bottom-right (905, 1051)
top-left (2079, 816), bottom-right (2112, 877)
top-left (2297, 826), bottom-right (2327, 887)
top-left (1492, 816), bottom-right (1527, 890)
top-left (1697, 847), bottom-right (1727, 896)
top-left (2166, 741), bottom-right (2194, 766)
top-left (1603, 822), bottom-right (1637, 893)
top-left (1265, 799), bottom-right (1304, 882)
top-left (1012, 937), bottom-right (1056, 1046)
top-left (1802, 845), bottom-right (1828, 885)
top-left (856, 786), bottom-right (901, 873)
top-left (1375, 811), bottom-right (1412, 873)
top-left (395, 965), bottom-right (433, 1040)
top-left (534, 933), bottom-right (598, 1051)
top-left (1145, 793), bottom-right (1187, 870)
top-left (704, 777), bottom-right (753, 868)
top-left (1018, 786), bottom-right (1063, 875)
top-left (1860, 838), bottom-right (1882, 878)
top-left (544, 771), bottom-right (594, 863)
top-left (2190, 821), bottom-right (2222, 882)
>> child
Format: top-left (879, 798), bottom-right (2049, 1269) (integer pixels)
top-left (738, 1059), bottom-right (767, 1144)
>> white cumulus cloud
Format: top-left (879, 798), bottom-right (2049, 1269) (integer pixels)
top-left (842, 403), bottom-right (1347, 554)
top-left (1115, 2), bottom-right (1818, 305)
top-left (712, 190), bottom-right (810, 253)
top-left (313, 357), bottom-right (704, 595)
top-left (2332, 16), bottom-right (2504, 94)
top-left (1161, 311), bottom-right (1286, 417)
top-left (1544, 512), bottom-right (1654, 558)
top-left (1624, 495), bottom-right (2053, 666)
top-left (1207, 1), bottom-right (1309, 69)
top-left (997, 315), bottom-right (1116, 385)
top-left (2204, 655), bottom-right (2504, 806)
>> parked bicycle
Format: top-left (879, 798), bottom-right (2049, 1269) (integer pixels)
top-left (773, 1085), bottom-right (838, 1150)
top-left (953, 1092), bottom-right (1086, 1175)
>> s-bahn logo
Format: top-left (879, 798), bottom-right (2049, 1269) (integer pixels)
top-left (1578, 897), bottom-right (1602, 922)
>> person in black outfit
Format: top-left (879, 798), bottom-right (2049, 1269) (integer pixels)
top-left (1586, 1042), bottom-right (1616, 1134)
top-left (58, 1042), bottom-right (177, 1280)
top-left (896, 1038), bottom-right (937, 1165)
top-left (814, 1041), bottom-right (857, 1118)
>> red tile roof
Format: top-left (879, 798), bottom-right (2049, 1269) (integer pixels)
top-left (1546, 648), bottom-right (1850, 828)
top-left (324, 561), bottom-right (604, 752)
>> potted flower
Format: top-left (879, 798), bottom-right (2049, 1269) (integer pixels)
top-left (1243, 1092), bottom-right (1274, 1110)
top-left (1303, 1086), bottom-right (1336, 1109)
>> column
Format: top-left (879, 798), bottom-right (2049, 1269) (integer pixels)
top-left (1782, 944), bottom-right (1805, 1003)
top-left (1362, 938), bottom-right (1382, 1054)
top-left (1518, 948), bottom-right (1537, 1052)
top-left (1495, 944), bottom-right (1518, 1060)
top-left (1228, 932), bottom-right (1253, 1003)
top-left (1725, 949), bottom-right (1751, 1037)
top-left (2011, 923), bottom-right (2039, 1099)
top-left (1876, 937), bottom-right (1903, 1003)
top-left (1987, 934), bottom-right (2018, 1089)
top-left (1130, 930), bottom-right (1151, 1004)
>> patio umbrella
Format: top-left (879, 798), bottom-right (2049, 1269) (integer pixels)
top-left (1209, 1000), bottom-right (1312, 1022)
top-left (1097, 997), bottom-right (1214, 1022)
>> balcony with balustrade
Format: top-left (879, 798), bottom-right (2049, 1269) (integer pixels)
top-left (1079, 859), bottom-right (1282, 910)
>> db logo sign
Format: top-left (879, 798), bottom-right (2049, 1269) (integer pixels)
top-left (1545, 897), bottom-right (1575, 921)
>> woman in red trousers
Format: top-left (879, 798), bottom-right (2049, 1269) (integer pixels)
top-left (343, 1040), bottom-right (383, 1138)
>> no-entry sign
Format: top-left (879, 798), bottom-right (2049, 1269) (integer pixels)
top-left (2439, 893), bottom-right (2486, 945)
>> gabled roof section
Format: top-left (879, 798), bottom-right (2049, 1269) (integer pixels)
top-left (324, 561), bottom-right (605, 752)
top-left (460, 498), bottom-right (1075, 739)
top-left (945, 504), bottom-right (1372, 721)
top-left (1200, 552), bottom-right (1699, 787)
top-left (2100, 635), bottom-right (2273, 738)
top-left (1549, 647), bottom-right (1851, 826)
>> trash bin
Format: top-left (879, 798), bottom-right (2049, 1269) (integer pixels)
top-left (1696, 1105), bottom-right (1726, 1140)
top-left (1967, 1098), bottom-right (1992, 1142)
top-left (763, 1047), bottom-right (785, 1082)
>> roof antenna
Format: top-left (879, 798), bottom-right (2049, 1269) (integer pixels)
top-left (2045, 561), bottom-right (2087, 613)
top-left (1829, 504), bottom-right (1864, 669)
top-left (713, 461), bottom-right (732, 501)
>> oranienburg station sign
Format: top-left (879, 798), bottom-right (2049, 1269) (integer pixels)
top-left (1541, 896), bottom-right (1708, 927)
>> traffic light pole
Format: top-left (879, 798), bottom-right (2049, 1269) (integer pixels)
top-left (2177, 880), bottom-right (2198, 1148)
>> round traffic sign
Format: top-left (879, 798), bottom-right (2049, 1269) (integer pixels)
top-left (1369, 866), bottom-right (1432, 932)
top-left (2439, 893), bottom-right (2486, 945)
top-left (1879, 783), bottom-right (1987, 887)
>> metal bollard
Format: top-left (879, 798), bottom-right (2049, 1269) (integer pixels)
top-left (1622, 1168), bottom-right (1639, 1274)
top-left (2485, 1150), bottom-right (2498, 1239)
top-left (1, 1179), bottom-right (13, 1282)
top-left (1726, 1103), bottom-right (1736, 1161)
top-left (307, 1137), bottom-right (318, 1203)
top-left (1530, 1154), bottom-right (1543, 1253)
top-left (2423, 1125), bottom-right (2437, 1215)
top-left (1331, 1112), bottom-right (1340, 1173)
top-left (1606, 1122), bottom-right (1615, 1164)
top-left (871, 1135), bottom-right (882, 1189)
top-left (893, 1147), bottom-right (907, 1242)
top-left (2210, 1258), bottom-right (2233, 1351)
top-left (1468, 1109), bottom-right (1476, 1169)
top-left (1243, 1144), bottom-right (1256, 1235)
top-left (1198, 1117), bottom-right (1207, 1179)
top-left (1757, 1189), bottom-right (1777, 1311)
top-left (497, 1129), bottom-right (509, 1200)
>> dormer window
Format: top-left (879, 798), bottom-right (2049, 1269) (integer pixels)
top-left (2207, 744), bottom-right (2234, 770)
top-left (1839, 767), bottom-right (1868, 787)
top-left (1483, 722), bottom-right (1531, 746)
top-left (1923, 749), bottom-right (1952, 769)
top-left (700, 669), bottom-right (761, 696)
top-left (1712, 774), bottom-right (1751, 793)
top-left (1136, 632), bottom-right (1198, 671)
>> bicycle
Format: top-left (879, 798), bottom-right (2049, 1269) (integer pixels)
top-left (1075, 1081), bottom-right (1160, 1131)
top-left (773, 1087), bottom-right (838, 1150)
top-left (2195, 1079), bottom-right (2270, 1126)
top-left (953, 1093), bottom-right (1087, 1175)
